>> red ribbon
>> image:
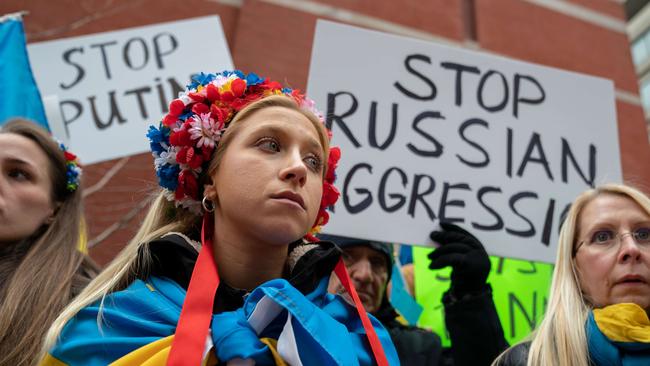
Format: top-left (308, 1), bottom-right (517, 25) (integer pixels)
top-left (167, 217), bottom-right (389, 365)
top-left (334, 258), bottom-right (390, 366)
top-left (167, 215), bottom-right (219, 366)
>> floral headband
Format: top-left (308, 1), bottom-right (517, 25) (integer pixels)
top-left (147, 70), bottom-right (340, 237)
top-left (57, 141), bottom-right (82, 192)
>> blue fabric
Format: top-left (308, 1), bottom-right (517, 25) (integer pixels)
top-left (0, 16), bottom-right (48, 128)
top-left (389, 263), bottom-right (422, 325)
top-left (398, 245), bottom-right (413, 265)
top-left (49, 276), bottom-right (400, 365)
top-left (587, 312), bottom-right (650, 366)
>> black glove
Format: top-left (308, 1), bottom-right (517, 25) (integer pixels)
top-left (428, 222), bottom-right (490, 297)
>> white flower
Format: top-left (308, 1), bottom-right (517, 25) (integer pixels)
top-left (154, 149), bottom-right (177, 167)
top-left (213, 75), bottom-right (230, 88)
top-left (188, 113), bottom-right (224, 148)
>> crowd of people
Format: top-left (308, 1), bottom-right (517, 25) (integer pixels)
top-left (1, 69), bottom-right (649, 365)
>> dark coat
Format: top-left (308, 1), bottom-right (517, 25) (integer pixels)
top-left (375, 284), bottom-right (508, 366)
top-left (493, 341), bottom-right (530, 366)
top-left (143, 234), bottom-right (341, 312)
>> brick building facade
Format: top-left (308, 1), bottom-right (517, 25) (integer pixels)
top-left (2, 0), bottom-right (648, 265)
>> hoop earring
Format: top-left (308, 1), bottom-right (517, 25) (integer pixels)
top-left (202, 196), bottom-right (215, 213)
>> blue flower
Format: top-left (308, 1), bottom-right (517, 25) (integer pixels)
top-left (147, 125), bottom-right (165, 143)
top-left (147, 125), bottom-right (170, 154)
top-left (178, 110), bottom-right (194, 122)
top-left (282, 87), bottom-right (293, 94)
top-left (157, 164), bottom-right (180, 191)
top-left (246, 72), bottom-right (263, 86)
top-left (188, 72), bottom-right (216, 89)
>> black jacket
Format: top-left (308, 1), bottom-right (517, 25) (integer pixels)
top-left (375, 284), bottom-right (508, 366)
top-left (494, 342), bottom-right (529, 366)
top-left (141, 233), bottom-right (341, 312)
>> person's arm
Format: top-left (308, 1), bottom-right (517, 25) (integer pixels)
top-left (429, 223), bottom-right (509, 365)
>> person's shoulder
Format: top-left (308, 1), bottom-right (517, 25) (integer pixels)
top-left (144, 232), bottom-right (201, 288)
top-left (286, 239), bottom-right (341, 293)
top-left (494, 342), bottom-right (530, 366)
top-left (387, 322), bottom-right (442, 347)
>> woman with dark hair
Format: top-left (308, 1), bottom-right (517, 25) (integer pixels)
top-left (0, 119), bottom-right (98, 366)
top-left (42, 71), bottom-right (399, 365)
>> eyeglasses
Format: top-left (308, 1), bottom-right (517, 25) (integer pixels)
top-left (574, 227), bottom-right (650, 255)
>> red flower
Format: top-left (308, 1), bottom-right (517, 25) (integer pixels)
top-left (231, 93), bottom-right (262, 111)
top-left (176, 147), bottom-right (203, 169)
top-left (188, 92), bottom-right (204, 103)
top-left (163, 114), bottom-right (178, 127)
top-left (64, 151), bottom-right (77, 162)
top-left (206, 84), bottom-right (220, 102)
top-left (170, 128), bottom-right (192, 147)
top-left (260, 80), bottom-right (283, 90)
top-left (321, 182), bottom-right (340, 208)
top-left (211, 104), bottom-right (230, 124)
top-left (192, 103), bottom-right (209, 115)
top-left (326, 147), bottom-right (341, 183)
top-left (176, 169), bottom-right (198, 200)
top-left (169, 99), bottom-right (185, 116)
top-left (220, 91), bottom-right (235, 102)
top-left (291, 89), bottom-right (304, 106)
top-left (304, 233), bottom-right (319, 242)
top-left (200, 145), bottom-right (214, 161)
top-left (314, 210), bottom-right (330, 228)
top-left (231, 78), bottom-right (246, 97)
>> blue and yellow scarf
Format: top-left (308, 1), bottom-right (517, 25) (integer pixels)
top-left (42, 276), bottom-right (400, 365)
top-left (587, 303), bottom-right (650, 366)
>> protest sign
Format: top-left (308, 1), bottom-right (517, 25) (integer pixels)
top-left (28, 16), bottom-right (233, 164)
top-left (307, 20), bottom-right (621, 263)
top-left (413, 246), bottom-right (553, 346)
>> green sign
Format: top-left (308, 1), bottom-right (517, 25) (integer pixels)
top-left (413, 246), bottom-right (553, 346)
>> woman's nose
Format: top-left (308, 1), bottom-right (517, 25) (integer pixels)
top-left (279, 150), bottom-right (307, 186)
top-left (618, 233), bottom-right (643, 262)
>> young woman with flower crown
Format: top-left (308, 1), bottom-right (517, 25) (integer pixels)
top-left (0, 119), bottom-right (97, 366)
top-left (40, 70), bottom-right (400, 366)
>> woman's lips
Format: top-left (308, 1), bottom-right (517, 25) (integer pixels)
top-left (271, 191), bottom-right (305, 210)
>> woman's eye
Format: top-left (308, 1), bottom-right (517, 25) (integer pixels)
top-left (635, 227), bottom-right (650, 242)
top-left (257, 138), bottom-right (280, 152)
top-left (8, 168), bottom-right (30, 181)
top-left (591, 230), bottom-right (614, 244)
top-left (341, 252), bottom-right (354, 264)
top-left (304, 155), bottom-right (322, 172)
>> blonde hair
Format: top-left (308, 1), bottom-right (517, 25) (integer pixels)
top-left (0, 119), bottom-right (97, 366)
top-left (42, 94), bottom-right (330, 355)
top-left (494, 183), bottom-right (650, 366)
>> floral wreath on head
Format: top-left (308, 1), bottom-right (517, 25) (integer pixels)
top-left (56, 141), bottom-right (82, 192)
top-left (147, 70), bottom-right (340, 238)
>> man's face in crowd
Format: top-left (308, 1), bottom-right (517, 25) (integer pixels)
top-left (328, 245), bottom-right (389, 313)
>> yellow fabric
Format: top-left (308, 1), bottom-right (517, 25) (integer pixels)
top-left (77, 218), bottom-right (87, 253)
top-left (40, 354), bottom-right (68, 366)
top-left (110, 335), bottom-right (219, 366)
top-left (110, 335), bottom-right (174, 365)
top-left (593, 303), bottom-right (650, 343)
top-left (43, 333), bottom-right (280, 366)
top-left (260, 338), bottom-right (289, 366)
top-left (395, 313), bottom-right (409, 326)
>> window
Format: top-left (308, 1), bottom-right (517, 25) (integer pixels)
top-left (632, 30), bottom-right (650, 67)
top-left (641, 78), bottom-right (650, 115)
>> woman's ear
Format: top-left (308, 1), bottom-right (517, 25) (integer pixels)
top-left (203, 184), bottom-right (217, 201)
top-left (45, 202), bottom-right (62, 225)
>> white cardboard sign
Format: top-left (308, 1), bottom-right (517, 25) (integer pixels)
top-left (28, 16), bottom-right (234, 164)
top-left (307, 20), bottom-right (621, 263)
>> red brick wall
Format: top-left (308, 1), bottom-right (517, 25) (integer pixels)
top-left (2, 0), bottom-right (647, 265)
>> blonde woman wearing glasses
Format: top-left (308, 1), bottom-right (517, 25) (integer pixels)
top-left (495, 183), bottom-right (650, 366)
